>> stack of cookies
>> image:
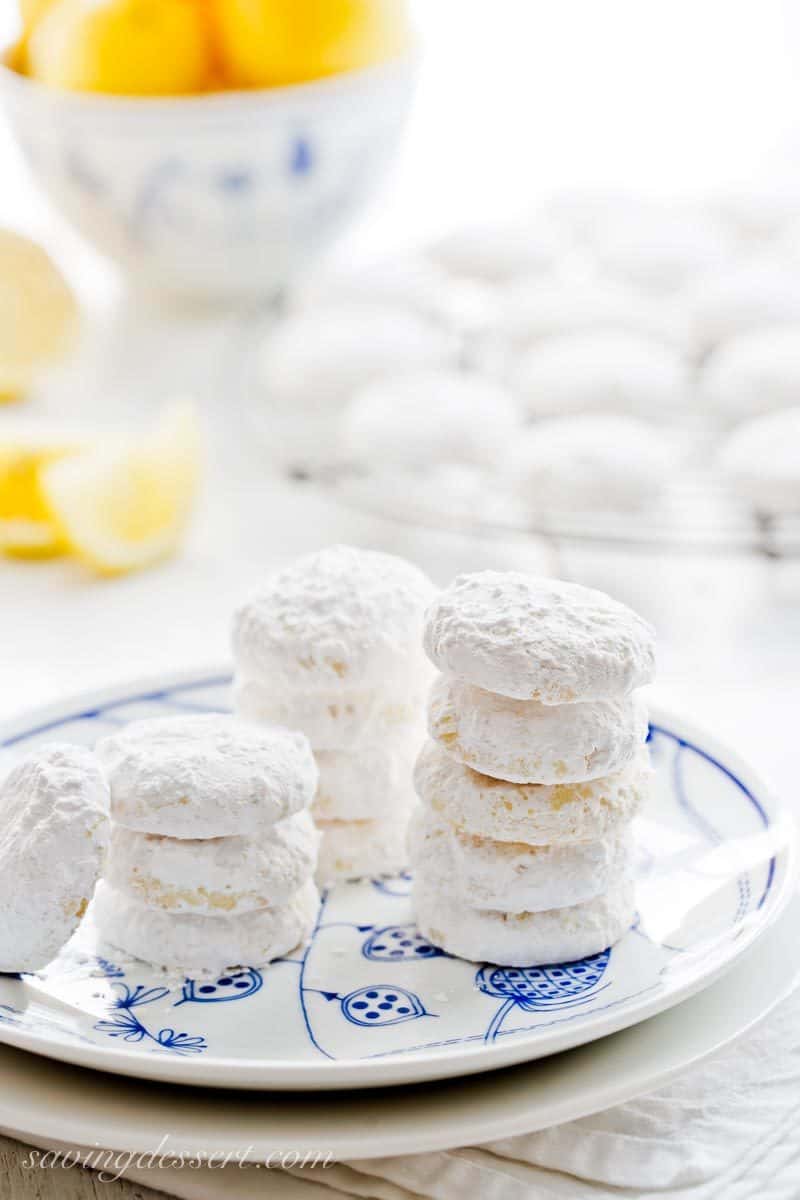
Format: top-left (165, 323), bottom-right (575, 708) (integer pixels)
top-left (410, 572), bottom-right (655, 966)
top-left (93, 714), bottom-right (320, 973)
top-left (233, 545), bottom-right (436, 885)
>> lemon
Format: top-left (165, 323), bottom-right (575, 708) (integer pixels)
top-left (0, 430), bottom-right (83, 557)
top-left (210, 0), bottom-right (410, 88)
top-left (20, 0), bottom-right (55, 31)
top-left (27, 0), bottom-right (212, 96)
top-left (0, 230), bottom-right (78, 403)
top-left (39, 400), bottom-right (202, 575)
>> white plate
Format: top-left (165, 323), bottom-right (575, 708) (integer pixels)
top-left (0, 892), bottom-right (798, 1160)
top-left (0, 669), bottom-right (794, 1091)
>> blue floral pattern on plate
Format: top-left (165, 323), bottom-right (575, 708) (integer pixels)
top-left (0, 670), bottom-right (792, 1088)
top-left (95, 984), bottom-right (206, 1055)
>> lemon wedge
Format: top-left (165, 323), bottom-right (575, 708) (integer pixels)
top-left (39, 400), bottom-right (202, 575)
top-left (0, 429), bottom-right (84, 557)
top-left (0, 229), bottom-right (79, 403)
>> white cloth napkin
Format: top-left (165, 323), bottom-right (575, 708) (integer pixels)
top-left (117, 983), bottom-right (800, 1200)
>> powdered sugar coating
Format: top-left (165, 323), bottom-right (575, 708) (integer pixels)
top-left (509, 415), bottom-right (680, 513)
top-left (234, 673), bottom-right (424, 752)
top-left (341, 368), bottom-right (520, 471)
top-left (701, 326), bottom-right (800, 423)
top-left (105, 810), bottom-right (318, 916)
top-left (93, 879), bottom-right (319, 973)
top-left (313, 743), bottom-right (419, 822)
top-left (293, 257), bottom-right (495, 335)
top-left (315, 812), bottom-right (414, 886)
top-left (414, 740), bottom-right (650, 845)
top-left (257, 305), bottom-right (459, 474)
top-left (718, 407), bottom-right (800, 515)
top-left (684, 260), bottom-right (800, 355)
top-left (258, 303), bottom-right (459, 411)
top-left (590, 206), bottom-right (736, 293)
top-left (423, 571), bottom-right (655, 703)
top-left (428, 674), bottom-right (648, 784)
top-left (0, 744), bottom-right (109, 973)
top-left (413, 872), bottom-right (634, 965)
top-left (233, 545), bottom-right (436, 693)
top-left (96, 715), bottom-right (317, 839)
top-left (495, 276), bottom-right (682, 350)
top-left (409, 807), bottom-right (633, 914)
top-left (511, 332), bottom-right (689, 419)
top-left (293, 256), bottom-right (455, 322)
top-left (430, 222), bottom-right (561, 283)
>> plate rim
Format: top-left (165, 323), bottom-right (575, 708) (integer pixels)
top-left (0, 666), bottom-right (795, 1091)
top-left (0, 891), bottom-right (798, 1159)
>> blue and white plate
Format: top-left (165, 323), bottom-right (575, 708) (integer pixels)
top-left (0, 670), bottom-right (794, 1091)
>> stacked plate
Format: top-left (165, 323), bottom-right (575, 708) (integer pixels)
top-left (0, 668), bottom-right (794, 1157)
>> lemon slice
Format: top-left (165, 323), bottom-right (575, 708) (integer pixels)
top-left (0, 229), bottom-right (79, 402)
top-left (0, 429), bottom-right (84, 557)
top-left (40, 400), bottom-right (202, 575)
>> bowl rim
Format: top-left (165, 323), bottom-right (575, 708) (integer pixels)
top-left (0, 38), bottom-right (418, 117)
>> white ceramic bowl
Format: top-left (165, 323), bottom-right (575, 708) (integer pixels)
top-left (0, 51), bottom-right (416, 300)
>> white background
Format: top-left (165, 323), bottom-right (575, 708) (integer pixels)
top-left (0, 0), bottom-right (798, 802)
top-left (5, 1), bottom-right (800, 257)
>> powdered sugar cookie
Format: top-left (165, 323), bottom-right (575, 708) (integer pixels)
top-left (105, 810), bottom-right (318, 916)
top-left (258, 303), bottom-right (459, 411)
top-left (711, 190), bottom-right (800, 242)
top-left (684, 261), bottom-right (800, 356)
top-left (590, 206), bottom-right (735, 293)
top-left (313, 745), bottom-right (418, 822)
top-left (409, 807), bottom-right (633, 914)
top-left (496, 277), bottom-right (682, 350)
top-left (315, 813), bottom-right (413, 886)
top-left (233, 545), bottom-right (436, 694)
top-left (0, 744), bottom-right (109, 973)
top-left (511, 332), bottom-right (689, 420)
top-left (414, 740), bottom-right (650, 845)
top-left (430, 222), bottom-right (561, 283)
top-left (423, 571), bottom-right (655, 703)
top-left (718, 407), bottom-right (800, 515)
top-left (234, 674), bottom-right (424, 752)
top-left (92, 878), bottom-right (319, 973)
top-left (700, 326), bottom-right (800, 423)
top-left (96, 715), bottom-right (317, 839)
top-left (413, 872), bottom-right (635, 965)
top-left (509, 415), bottom-right (680, 513)
top-left (428, 674), bottom-right (648, 784)
top-left (341, 368), bottom-right (520, 471)
top-left (292, 256), bottom-right (461, 324)
top-left (256, 305), bottom-right (459, 472)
